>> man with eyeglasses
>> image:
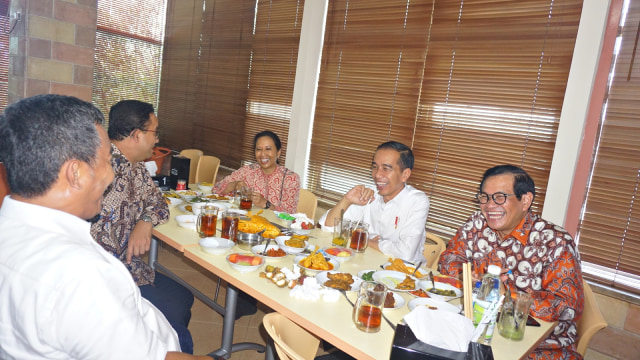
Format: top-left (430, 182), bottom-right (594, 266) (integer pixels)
top-left (439, 165), bottom-right (584, 360)
top-left (90, 100), bottom-right (195, 353)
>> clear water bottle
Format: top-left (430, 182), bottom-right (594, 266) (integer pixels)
top-left (475, 265), bottom-right (501, 344)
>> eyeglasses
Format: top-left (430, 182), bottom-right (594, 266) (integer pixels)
top-left (475, 192), bottom-right (515, 205)
top-left (141, 129), bottom-right (160, 139)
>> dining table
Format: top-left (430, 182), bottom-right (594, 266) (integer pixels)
top-left (150, 201), bottom-right (556, 360)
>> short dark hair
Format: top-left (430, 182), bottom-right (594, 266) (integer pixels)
top-left (480, 164), bottom-right (535, 201)
top-left (253, 130), bottom-right (282, 151)
top-left (376, 141), bottom-right (414, 170)
top-left (108, 100), bottom-right (155, 141)
top-left (0, 94), bottom-right (104, 198)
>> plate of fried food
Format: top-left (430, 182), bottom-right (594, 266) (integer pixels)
top-left (382, 258), bottom-right (429, 279)
top-left (275, 235), bottom-right (309, 254)
top-left (316, 271), bottom-right (363, 292)
top-left (372, 270), bottom-right (417, 292)
top-left (204, 193), bottom-right (230, 201)
top-left (294, 252), bottom-right (339, 275)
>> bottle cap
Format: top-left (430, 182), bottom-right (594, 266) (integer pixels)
top-left (487, 264), bottom-right (501, 276)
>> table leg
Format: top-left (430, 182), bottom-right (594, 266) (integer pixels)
top-left (149, 237), bottom-right (159, 270)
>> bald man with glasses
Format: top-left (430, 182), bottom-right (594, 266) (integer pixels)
top-left (439, 165), bottom-right (584, 360)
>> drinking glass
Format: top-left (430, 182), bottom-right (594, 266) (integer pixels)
top-left (349, 222), bottom-right (368, 252)
top-left (196, 205), bottom-right (219, 238)
top-left (352, 281), bottom-right (387, 333)
top-left (221, 210), bottom-right (240, 242)
top-left (239, 186), bottom-right (253, 210)
top-left (498, 291), bottom-right (533, 341)
top-left (332, 218), bottom-right (350, 247)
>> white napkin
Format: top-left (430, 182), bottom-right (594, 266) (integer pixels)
top-left (289, 277), bottom-right (340, 302)
top-left (144, 161), bottom-right (158, 176)
top-left (403, 306), bottom-right (475, 352)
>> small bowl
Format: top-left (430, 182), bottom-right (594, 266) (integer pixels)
top-left (417, 280), bottom-right (463, 302)
top-left (199, 237), bottom-right (235, 255)
top-left (236, 232), bottom-right (265, 251)
top-left (175, 215), bottom-right (197, 230)
top-left (275, 235), bottom-right (308, 254)
top-left (210, 202), bottom-right (230, 212)
top-left (226, 253), bottom-right (264, 273)
top-left (175, 190), bottom-right (203, 202)
top-left (323, 247), bottom-right (354, 262)
top-left (251, 244), bottom-right (287, 262)
top-left (189, 202), bottom-right (210, 215)
top-left (198, 182), bottom-right (214, 192)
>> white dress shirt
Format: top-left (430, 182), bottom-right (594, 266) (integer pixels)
top-left (0, 197), bottom-right (179, 360)
top-left (320, 185), bottom-right (430, 263)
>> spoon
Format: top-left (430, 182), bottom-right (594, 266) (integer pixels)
top-left (261, 237), bottom-right (271, 255)
top-left (412, 261), bottom-right (423, 277)
top-left (429, 271), bottom-right (436, 291)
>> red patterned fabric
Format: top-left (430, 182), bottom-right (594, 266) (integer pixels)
top-left (214, 163), bottom-right (300, 213)
top-left (440, 211), bottom-right (584, 360)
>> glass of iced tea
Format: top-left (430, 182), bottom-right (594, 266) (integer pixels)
top-left (196, 205), bottom-right (219, 238)
top-left (221, 210), bottom-right (240, 242)
top-left (349, 222), bottom-right (368, 252)
top-left (239, 186), bottom-right (253, 210)
top-left (352, 281), bottom-right (387, 333)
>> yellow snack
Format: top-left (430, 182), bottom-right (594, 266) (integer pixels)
top-left (385, 258), bottom-right (423, 278)
top-left (300, 252), bottom-right (330, 271)
top-left (396, 275), bottom-right (416, 290)
top-left (238, 215), bottom-right (281, 238)
top-left (285, 237), bottom-right (306, 248)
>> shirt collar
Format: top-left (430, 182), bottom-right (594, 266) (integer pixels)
top-left (504, 210), bottom-right (535, 245)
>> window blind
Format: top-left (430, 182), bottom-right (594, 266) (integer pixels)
top-left (158, 0), bottom-right (303, 169)
top-left (577, 0), bottom-right (640, 293)
top-left (92, 0), bottom-right (167, 123)
top-left (0, 0), bottom-right (12, 113)
top-left (308, 0), bottom-right (582, 238)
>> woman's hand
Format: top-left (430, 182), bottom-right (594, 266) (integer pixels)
top-left (222, 181), bottom-right (246, 195)
top-left (252, 192), bottom-right (268, 208)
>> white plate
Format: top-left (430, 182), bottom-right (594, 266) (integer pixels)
top-left (315, 271), bottom-right (363, 292)
top-left (384, 292), bottom-right (406, 310)
top-left (251, 244), bottom-right (287, 262)
top-left (357, 269), bottom-right (377, 281)
top-left (275, 236), bottom-right (308, 254)
top-left (293, 255), bottom-right (340, 274)
top-left (408, 297), bottom-right (460, 313)
top-left (199, 237), bottom-right (235, 255)
top-left (372, 270), bottom-right (417, 292)
top-left (417, 280), bottom-right (463, 302)
top-left (165, 196), bottom-right (183, 207)
top-left (177, 204), bottom-right (192, 213)
top-left (381, 261), bottom-right (430, 279)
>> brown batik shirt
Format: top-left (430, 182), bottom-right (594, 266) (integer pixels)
top-left (90, 143), bottom-right (169, 286)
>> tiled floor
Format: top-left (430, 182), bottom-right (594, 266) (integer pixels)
top-left (157, 244), bottom-right (332, 359)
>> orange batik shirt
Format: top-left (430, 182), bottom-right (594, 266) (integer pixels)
top-left (440, 211), bottom-right (585, 360)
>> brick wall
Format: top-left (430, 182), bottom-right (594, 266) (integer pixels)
top-left (8, 0), bottom-right (97, 104)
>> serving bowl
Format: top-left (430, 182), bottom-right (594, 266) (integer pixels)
top-left (175, 189), bottom-right (203, 202)
top-left (275, 235), bottom-right (308, 255)
top-left (165, 196), bottom-right (183, 207)
top-left (226, 253), bottom-right (264, 273)
top-left (199, 237), bottom-right (235, 255)
top-left (316, 271), bottom-right (363, 292)
top-left (293, 254), bottom-right (340, 275)
top-left (237, 232), bottom-right (265, 251)
top-left (416, 280), bottom-right (463, 302)
top-left (198, 182), bottom-right (214, 192)
top-left (175, 215), bottom-right (197, 230)
top-left (407, 297), bottom-right (460, 313)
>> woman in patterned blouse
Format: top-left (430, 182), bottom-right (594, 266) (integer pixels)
top-left (214, 130), bottom-right (301, 213)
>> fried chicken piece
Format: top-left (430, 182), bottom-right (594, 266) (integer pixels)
top-left (327, 272), bottom-right (354, 285)
top-left (323, 280), bottom-right (352, 291)
top-left (384, 292), bottom-right (396, 308)
top-left (396, 275), bottom-right (415, 290)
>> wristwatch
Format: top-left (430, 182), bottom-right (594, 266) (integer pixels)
top-left (140, 214), bottom-right (153, 223)
top-left (264, 201), bottom-right (272, 209)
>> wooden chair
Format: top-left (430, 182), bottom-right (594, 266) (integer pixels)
top-left (296, 189), bottom-right (318, 220)
top-left (178, 149), bottom-right (203, 185)
top-left (423, 232), bottom-right (446, 271)
top-left (263, 312), bottom-right (321, 360)
top-left (195, 155), bottom-right (220, 184)
top-left (576, 280), bottom-right (607, 356)
top-left (0, 162), bottom-right (9, 208)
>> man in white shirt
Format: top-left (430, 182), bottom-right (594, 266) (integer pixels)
top-left (0, 94), bottom-right (212, 360)
top-left (320, 141), bottom-right (430, 263)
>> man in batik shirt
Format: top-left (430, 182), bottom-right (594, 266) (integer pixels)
top-left (90, 100), bottom-right (195, 353)
top-left (439, 165), bottom-right (584, 360)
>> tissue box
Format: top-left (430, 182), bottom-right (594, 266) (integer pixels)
top-left (390, 324), bottom-right (493, 360)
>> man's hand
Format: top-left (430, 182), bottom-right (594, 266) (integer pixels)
top-left (368, 235), bottom-right (380, 251)
top-left (344, 185), bottom-right (375, 206)
top-left (126, 220), bottom-right (153, 263)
